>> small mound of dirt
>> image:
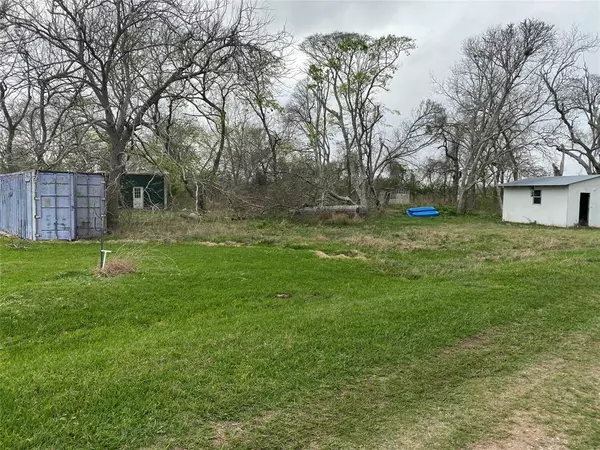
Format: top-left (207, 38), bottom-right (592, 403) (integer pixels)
top-left (94, 259), bottom-right (137, 277)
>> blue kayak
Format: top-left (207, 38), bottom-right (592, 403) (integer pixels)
top-left (406, 206), bottom-right (440, 218)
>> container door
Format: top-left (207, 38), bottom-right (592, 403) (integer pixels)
top-left (133, 186), bottom-right (144, 209)
top-left (75, 173), bottom-right (104, 239)
top-left (35, 172), bottom-right (75, 240)
top-left (0, 171), bottom-right (35, 239)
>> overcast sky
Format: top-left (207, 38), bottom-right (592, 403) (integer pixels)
top-left (268, 0), bottom-right (600, 174)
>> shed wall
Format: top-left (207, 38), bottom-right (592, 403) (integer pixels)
top-left (120, 174), bottom-right (165, 209)
top-left (502, 186), bottom-right (569, 227)
top-left (567, 179), bottom-right (600, 227)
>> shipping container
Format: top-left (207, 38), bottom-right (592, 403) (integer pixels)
top-left (0, 170), bottom-right (105, 240)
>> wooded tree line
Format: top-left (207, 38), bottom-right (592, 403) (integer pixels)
top-left (0, 0), bottom-right (598, 227)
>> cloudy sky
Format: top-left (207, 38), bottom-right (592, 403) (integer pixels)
top-left (268, 0), bottom-right (600, 174)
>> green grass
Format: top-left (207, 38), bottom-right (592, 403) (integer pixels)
top-left (1, 213), bottom-right (600, 449)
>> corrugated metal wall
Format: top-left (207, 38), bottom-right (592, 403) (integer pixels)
top-left (0, 171), bottom-right (35, 239)
top-left (36, 172), bottom-right (76, 240)
top-left (74, 173), bottom-right (104, 239)
top-left (0, 171), bottom-right (105, 240)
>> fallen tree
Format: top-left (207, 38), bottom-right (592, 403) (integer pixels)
top-left (290, 205), bottom-right (368, 218)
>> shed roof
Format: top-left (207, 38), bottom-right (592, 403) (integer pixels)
top-left (502, 175), bottom-right (600, 187)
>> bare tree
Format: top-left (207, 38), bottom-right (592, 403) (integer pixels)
top-left (426, 113), bottom-right (464, 201)
top-left (365, 100), bottom-right (444, 204)
top-left (438, 19), bottom-right (555, 213)
top-left (237, 43), bottom-right (291, 183)
top-left (23, 38), bottom-right (89, 169)
top-left (0, 30), bottom-right (90, 171)
top-left (0, 27), bottom-right (32, 171)
top-left (541, 28), bottom-right (600, 174)
top-left (3, 0), bottom-right (286, 229)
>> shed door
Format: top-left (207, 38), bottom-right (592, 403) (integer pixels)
top-left (36, 172), bottom-right (75, 240)
top-left (579, 193), bottom-right (590, 226)
top-left (133, 186), bottom-right (144, 209)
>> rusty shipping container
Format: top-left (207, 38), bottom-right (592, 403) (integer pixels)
top-left (0, 171), bottom-right (105, 240)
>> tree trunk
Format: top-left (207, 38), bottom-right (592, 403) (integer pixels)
top-left (496, 185), bottom-right (503, 212)
top-left (182, 178), bottom-right (206, 214)
top-left (211, 110), bottom-right (226, 177)
top-left (345, 150), bottom-right (352, 196)
top-left (456, 185), bottom-right (468, 215)
top-left (369, 183), bottom-right (381, 209)
top-left (106, 168), bottom-right (123, 232)
top-left (456, 165), bottom-right (479, 215)
top-left (105, 139), bottom-right (127, 232)
top-left (195, 182), bottom-right (206, 213)
top-left (271, 143), bottom-right (278, 182)
top-left (4, 129), bottom-right (17, 172)
top-left (355, 165), bottom-right (369, 208)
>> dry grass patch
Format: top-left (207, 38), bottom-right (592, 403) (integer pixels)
top-left (101, 238), bottom-right (159, 245)
top-left (313, 250), bottom-right (367, 260)
top-left (210, 411), bottom-right (281, 449)
top-left (470, 415), bottom-right (567, 450)
top-left (375, 358), bottom-right (569, 450)
top-left (344, 235), bottom-right (424, 252)
top-left (196, 241), bottom-right (246, 247)
top-left (113, 211), bottom-right (600, 263)
top-left (376, 332), bottom-right (600, 450)
top-left (500, 228), bottom-right (600, 253)
top-left (323, 212), bottom-right (364, 225)
top-left (211, 421), bottom-right (244, 448)
top-left (472, 249), bottom-right (539, 263)
top-left (404, 227), bottom-right (475, 249)
top-left (94, 258), bottom-right (137, 277)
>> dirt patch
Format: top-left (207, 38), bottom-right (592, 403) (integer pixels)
top-left (313, 250), bottom-right (367, 260)
top-left (443, 329), bottom-right (502, 354)
top-left (457, 332), bottom-right (492, 349)
top-left (94, 259), bottom-right (137, 277)
top-left (210, 411), bottom-right (279, 448)
top-left (470, 415), bottom-right (567, 450)
top-left (211, 421), bottom-right (243, 448)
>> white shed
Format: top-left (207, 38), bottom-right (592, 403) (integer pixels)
top-left (502, 175), bottom-right (600, 228)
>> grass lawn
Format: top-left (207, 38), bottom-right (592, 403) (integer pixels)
top-left (1, 213), bottom-right (600, 449)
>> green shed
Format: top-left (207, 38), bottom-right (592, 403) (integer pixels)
top-left (120, 173), bottom-right (167, 209)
